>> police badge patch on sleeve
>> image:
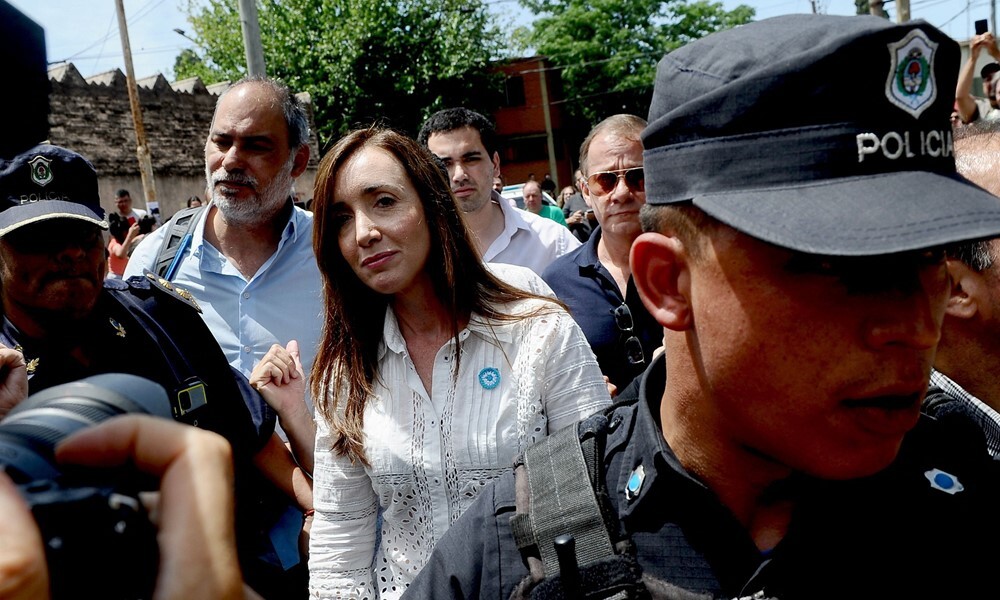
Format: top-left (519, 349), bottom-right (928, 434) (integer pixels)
top-left (142, 270), bottom-right (202, 313)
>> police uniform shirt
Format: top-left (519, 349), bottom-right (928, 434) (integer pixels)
top-left (403, 352), bottom-right (1000, 599)
top-left (1, 277), bottom-right (274, 459)
top-left (5, 291), bottom-right (170, 395)
top-left (541, 227), bottom-right (660, 390)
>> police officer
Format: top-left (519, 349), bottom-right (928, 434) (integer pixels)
top-left (0, 144), bottom-right (307, 599)
top-left (404, 15), bottom-right (1000, 600)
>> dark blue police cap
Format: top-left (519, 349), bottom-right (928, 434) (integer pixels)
top-left (0, 144), bottom-right (108, 237)
top-left (643, 14), bottom-right (1000, 256)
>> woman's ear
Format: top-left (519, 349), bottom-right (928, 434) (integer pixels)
top-left (631, 232), bottom-right (693, 331)
top-left (946, 259), bottom-right (981, 320)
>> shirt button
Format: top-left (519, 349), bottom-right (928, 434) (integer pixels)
top-left (244, 346), bottom-right (252, 353)
top-left (242, 292), bottom-right (250, 299)
top-left (609, 414), bottom-right (623, 432)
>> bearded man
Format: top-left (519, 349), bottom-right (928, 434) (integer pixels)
top-left (127, 76), bottom-right (321, 399)
top-left (125, 76), bottom-right (321, 598)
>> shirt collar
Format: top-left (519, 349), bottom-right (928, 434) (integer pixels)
top-left (494, 190), bottom-right (532, 234)
top-left (576, 226), bottom-right (603, 269)
top-left (380, 307), bottom-right (405, 360)
top-left (192, 201), bottom-right (301, 255)
top-left (611, 353), bottom-right (712, 522)
top-left (377, 303), bottom-right (515, 361)
top-left (930, 368), bottom-right (1000, 456)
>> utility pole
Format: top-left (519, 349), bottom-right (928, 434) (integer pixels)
top-left (897, 0), bottom-right (910, 22)
top-left (237, 0), bottom-right (266, 76)
top-left (115, 0), bottom-right (155, 212)
top-left (537, 59), bottom-right (559, 190)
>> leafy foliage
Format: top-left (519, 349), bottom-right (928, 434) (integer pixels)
top-left (517, 0), bottom-right (754, 126)
top-left (172, 48), bottom-right (224, 83)
top-left (854, 0), bottom-right (890, 18)
top-left (177, 0), bottom-right (507, 145)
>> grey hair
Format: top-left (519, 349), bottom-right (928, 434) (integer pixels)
top-left (945, 240), bottom-right (995, 272)
top-left (951, 119), bottom-right (1000, 271)
top-left (214, 76), bottom-right (310, 149)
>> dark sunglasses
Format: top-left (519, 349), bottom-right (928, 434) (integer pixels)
top-left (586, 167), bottom-right (644, 196)
top-left (611, 303), bottom-right (645, 366)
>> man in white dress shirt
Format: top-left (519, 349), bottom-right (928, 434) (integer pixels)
top-left (418, 108), bottom-right (579, 275)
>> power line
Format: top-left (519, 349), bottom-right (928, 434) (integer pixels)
top-left (508, 51), bottom-right (663, 77)
top-left (60, 44), bottom-right (190, 63)
top-left (57, 0), bottom-right (169, 64)
top-left (940, 0), bottom-right (989, 27)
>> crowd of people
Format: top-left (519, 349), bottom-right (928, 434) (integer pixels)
top-left (4, 12), bottom-right (1000, 600)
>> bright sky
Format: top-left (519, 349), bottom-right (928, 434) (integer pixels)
top-left (5, 0), bottom-right (974, 80)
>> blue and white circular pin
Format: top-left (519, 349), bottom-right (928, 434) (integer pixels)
top-left (624, 465), bottom-right (645, 502)
top-left (924, 468), bottom-right (964, 495)
top-left (478, 367), bottom-right (501, 390)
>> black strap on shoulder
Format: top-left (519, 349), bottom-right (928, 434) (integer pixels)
top-left (523, 416), bottom-right (615, 575)
top-left (154, 205), bottom-right (204, 279)
top-left (509, 408), bottom-right (663, 599)
top-left (511, 411), bottom-right (617, 573)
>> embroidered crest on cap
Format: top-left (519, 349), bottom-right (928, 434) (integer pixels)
top-left (28, 155), bottom-right (53, 187)
top-left (885, 29), bottom-right (938, 119)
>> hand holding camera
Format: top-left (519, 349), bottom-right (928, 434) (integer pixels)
top-left (137, 214), bottom-right (156, 235)
top-left (972, 20), bottom-right (1000, 60)
top-left (0, 375), bottom-right (244, 600)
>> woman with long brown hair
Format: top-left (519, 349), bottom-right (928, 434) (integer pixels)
top-left (252, 126), bottom-right (609, 599)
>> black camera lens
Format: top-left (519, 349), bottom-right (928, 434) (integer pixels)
top-left (0, 373), bottom-right (172, 483)
top-left (0, 373), bottom-right (173, 600)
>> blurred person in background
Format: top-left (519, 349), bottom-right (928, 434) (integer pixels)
top-left (522, 179), bottom-right (567, 226)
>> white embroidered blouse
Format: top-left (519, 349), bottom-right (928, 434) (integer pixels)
top-left (308, 297), bottom-right (611, 599)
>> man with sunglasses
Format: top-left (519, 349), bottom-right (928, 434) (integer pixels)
top-left (404, 16), bottom-right (1000, 599)
top-left (542, 114), bottom-right (659, 391)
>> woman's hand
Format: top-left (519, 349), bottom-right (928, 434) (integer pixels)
top-left (250, 341), bottom-right (315, 475)
top-left (250, 341), bottom-right (307, 419)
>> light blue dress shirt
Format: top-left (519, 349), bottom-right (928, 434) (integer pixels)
top-left (125, 202), bottom-right (324, 413)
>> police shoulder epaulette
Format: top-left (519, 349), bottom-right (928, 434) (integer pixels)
top-left (103, 277), bottom-right (130, 291)
top-left (139, 269), bottom-right (202, 313)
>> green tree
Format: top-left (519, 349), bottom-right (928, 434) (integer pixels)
top-left (517, 0), bottom-right (754, 127)
top-left (178, 0), bottom-right (506, 144)
top-left (172, 48), bottom-right (225, 83)
top-left (854, 0), bottom-right (890, 18)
